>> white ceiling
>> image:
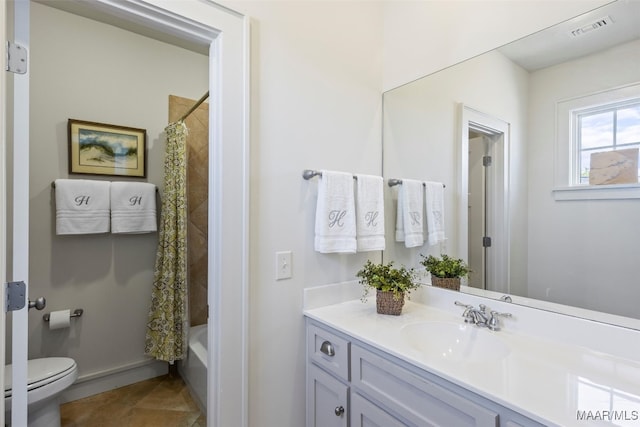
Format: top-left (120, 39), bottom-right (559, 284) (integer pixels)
top-left (36, 0), bottom-right (638, 74)
top-left (498, 0), bottom-right (640, 71)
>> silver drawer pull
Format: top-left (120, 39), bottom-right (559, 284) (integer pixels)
top-left (334, 406), bottom-right (345, 416)
top-left (320, 340), bottom-right (335, 357)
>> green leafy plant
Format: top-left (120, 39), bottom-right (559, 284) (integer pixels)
top-left (421, 254), bottom-right (470, 279)
top-left (357, 260), bottom-right (418, 302)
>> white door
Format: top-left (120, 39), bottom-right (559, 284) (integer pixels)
top-left (0, 0), bottom-right (7, 423)
top-left (468, 135), bottom-right (487, 289)
top-left (5, 0), bottom-right (31, 425)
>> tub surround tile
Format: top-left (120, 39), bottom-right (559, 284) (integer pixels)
top-left (169, 94), bottom-right (209, 327)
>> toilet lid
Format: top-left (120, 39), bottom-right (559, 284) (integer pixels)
top-left (4, 357), bottom-right (77, 397)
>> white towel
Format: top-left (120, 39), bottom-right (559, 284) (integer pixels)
top-left (425, 181), bottom-right (446, 245)
top-left (110, 182), bottom-right (157, 234)
top-left (395, 179), bottom-right (424, 248)
top-left (314, 170), bottom-right (357, 254)
top-left (55, 179), bottom-right (110, 235)
top-left (355, 174), bottom-right (385, 252)
top-left (395, 187), bottom-right (405, 242)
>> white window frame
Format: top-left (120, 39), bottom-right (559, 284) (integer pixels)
top-left (553, 82), bottom-right (640, 201)
top-left (574, 99), bottom-right (640, 185)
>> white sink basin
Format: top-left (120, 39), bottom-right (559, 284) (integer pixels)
top-left (401, 321), bottom-right (510, 363)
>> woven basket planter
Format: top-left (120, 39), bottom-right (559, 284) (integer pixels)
top-left (431, 275), bottom-right (461, 291)
top-left (376, 290), bottom-right (405, 316)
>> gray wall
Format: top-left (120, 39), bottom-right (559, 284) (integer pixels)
top-left (20, 2), bottom-right (208, 379)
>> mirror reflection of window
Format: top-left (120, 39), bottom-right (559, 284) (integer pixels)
top-left (576, 100), bottom-right (640, 184)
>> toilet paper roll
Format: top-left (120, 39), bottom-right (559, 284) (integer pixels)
top-left (49, 309), bottom-right (71, 330)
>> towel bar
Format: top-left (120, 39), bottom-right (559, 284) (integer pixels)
top-left (388, 178), bottom-right (445, 188)
top-left (302, 172), bottom-right (444, 188)
top-left (302, 169), bottom-right (358, 180)
top-left (43, 308), bottom-right (84, 322)
top-left (51, 181), bottom-right (158, 191)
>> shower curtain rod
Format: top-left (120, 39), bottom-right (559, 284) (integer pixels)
top-left (178, 91), bottom-right (210, 122)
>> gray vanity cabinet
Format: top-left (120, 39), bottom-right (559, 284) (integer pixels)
top-left (351, 391), bottom-right (408, 427)
top-left (306, 323), bottom-right (351, 426)
top-left (307, 363), bottom-right (349, 427)
top-left (306, 318), bottom-right (545, 427)
top-left (351, 344), bottom-right (499, 426)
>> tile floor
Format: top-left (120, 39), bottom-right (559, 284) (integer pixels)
top-left (60, 374), bottom-right (205, 427)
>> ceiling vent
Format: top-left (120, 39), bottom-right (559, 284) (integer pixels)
top-left (569, 15), bottom-right (614, 37)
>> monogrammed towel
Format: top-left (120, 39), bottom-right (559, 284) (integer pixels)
top-left (355, 174), bottom-right (385, 252)
top-left (314, 170), bottom-right (357, 253)
top-left (395, 179), bottom-right (424, 248)
top-left (425, 181), bottom-right (446, 245)
top-left (110, 182), bottom-right (157, 234)
top-left (55, 179), bottom-right (111, 235)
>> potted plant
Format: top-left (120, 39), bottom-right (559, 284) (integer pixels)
top-left (356, 260), bottom-right (418, 315)
top-left (420, 254), bottom-right (470, 291)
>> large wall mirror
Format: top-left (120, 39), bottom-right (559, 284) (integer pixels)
top-left (382, 0), bottom-right (640, 328)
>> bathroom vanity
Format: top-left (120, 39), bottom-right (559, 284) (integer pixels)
top-left (304, 284), bottom-right (640, 427)
top-left (306, 319), bottom-right (541, 426)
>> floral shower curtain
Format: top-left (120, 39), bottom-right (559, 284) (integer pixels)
top-left (145, 121), bottom-right (189, 362)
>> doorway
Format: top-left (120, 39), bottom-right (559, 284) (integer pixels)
top-left (3, 1), bottom-right (248, 426)
top-left (459, 105), bottom-right (510, 294)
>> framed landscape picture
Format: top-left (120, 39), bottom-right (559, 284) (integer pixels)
top-left (68, 119), bottom-right (147, 177)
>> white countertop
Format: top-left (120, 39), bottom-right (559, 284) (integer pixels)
top-left (304, 298), bottom-right (640, 427)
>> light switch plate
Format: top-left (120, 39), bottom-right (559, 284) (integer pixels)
top-left (275, 251), bottom-right (292, 280)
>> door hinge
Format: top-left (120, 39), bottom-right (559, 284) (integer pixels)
top-left (6, 41), bottom-right (28, 74)
top-left (6, 281), bottom-right (26, 312)
top-left (483, 236), bottom-right (492, 248)
top-left (483, 155), bottom-right (492, 167)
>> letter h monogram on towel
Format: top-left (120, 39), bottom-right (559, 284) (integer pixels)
top-left (55, 179), bottom-right (111, 235)
top-left (314, 170), bottom-right (357, 253)
top-left (425, 181), bottom-right (446, 245)
top-left (395, 178), bottom-right (424, 248)
top-left (110, 182), bottom-right (158, 234)
top-left (355, 174), bottom-right (385, 252)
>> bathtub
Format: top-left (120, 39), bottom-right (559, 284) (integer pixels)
top-left (179, 324), bottom-right (207, 412)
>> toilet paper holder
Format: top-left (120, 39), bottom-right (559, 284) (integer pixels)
top-left (43, 309), bottom-right (84, 322)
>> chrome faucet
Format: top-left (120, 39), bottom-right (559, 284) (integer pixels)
top-left (500, 295), bottom-right (512, 303)
top-left (468, 304), bottom-right (490, 325)
top-left (454, 301), bottom-right (512, 331)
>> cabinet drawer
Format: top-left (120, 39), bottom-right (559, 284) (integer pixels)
top-left (352, 344), bottom-right (499, 427)
top-left (307, 323), bottom-right (350, 381)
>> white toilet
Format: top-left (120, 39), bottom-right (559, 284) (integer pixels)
top-left (4, 357), bottom-right (78, 427)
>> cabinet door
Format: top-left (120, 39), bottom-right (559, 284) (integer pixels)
top-left (351, 392), bottom-right (408, 427)
top-left (307, 364), bottom-right (348, 427)
top-left (352, 344), bottom-right (499, 427)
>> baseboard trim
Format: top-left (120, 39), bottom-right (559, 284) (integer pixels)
top-left (61, 359), bottom-right (168, 403)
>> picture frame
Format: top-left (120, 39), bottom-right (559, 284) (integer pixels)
top-left (68, 119), bottom-right (147, 177)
